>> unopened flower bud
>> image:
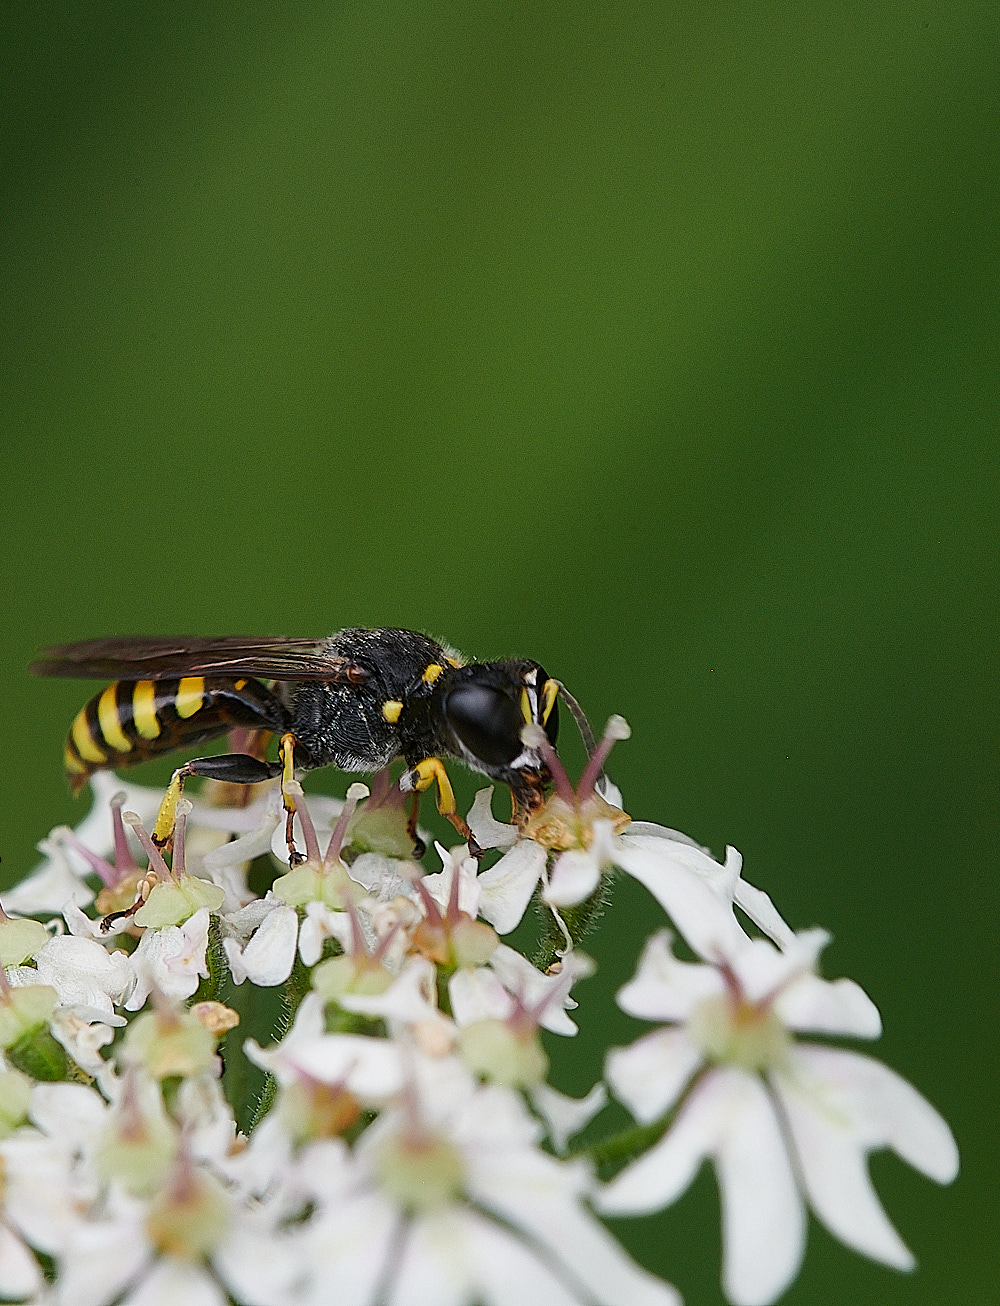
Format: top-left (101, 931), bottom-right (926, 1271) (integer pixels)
top-left (457, 1019), bottom-right (549, 1087)
top-left (123, 1007), bottom-right (217, 1079)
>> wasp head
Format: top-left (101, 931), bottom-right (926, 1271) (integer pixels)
top-left (440, 661), bottom-right (559, 816)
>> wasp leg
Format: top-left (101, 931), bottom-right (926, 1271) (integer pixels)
top-left (279, 732), bottom-right (310, 866)
top-left (405, 792), bottom-right (427, 860)
top-left (150, 753), bottom-right (283, 849)
top-left (402, 758), bottom-right (482, 858)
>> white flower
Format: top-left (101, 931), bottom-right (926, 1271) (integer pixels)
top-left (10, 934), bottom-right (133, 1024)
top-left (221, 899), bottom-right (298, 987)
top-left (125, 907), bottom-right (212, 1010)
top-left (219, 1057), bottom-right (679, 1306)
top-left (596, 912), bottom-right (959, 1306)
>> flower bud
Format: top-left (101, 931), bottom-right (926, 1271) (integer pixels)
top-left (457, 1019), bottom-right (549, 1087)
top-left (0, 1069), bottom-right (31, 1136)
top-left (133, 875), bottom-right (225, 928)
top-left (123, 1007), bottom-right (217, 1079)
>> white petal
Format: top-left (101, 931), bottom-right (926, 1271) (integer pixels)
top-left (543, 849), bottom-right (601, 908)
top-left (449, 967), bottom-right (512, 1026)
top-left (248, 1031), bottom-right (403, 1103)
top-left (467, 788), bottom-right (519, 851)
top-left (598, 1073), bottom-right (720, 1216)
top-left (774, 1060), bottom-right (914, 1270)
top-left (240, 904), bottom-right (299, 986)
top-left (775, 973), bottom-right (882, 1038)
top-left (490, 1174), bottom-right (680, 1306)
top-left (605, 1027), bottom-right (704, 1124)
top-left (732, 878), bottom-right (796, 950)
top-left (710, 1072), bottom-right (805, 1306)
top-left (729, 929), bottom-right (829, 1005)
top-left (488, 945), bottom-right (593, 1036)
top-left (29, 1081), bottom-right (107, 1141)
top-left (476, 841), bottom-right (546, 934)
top-left (122, 1259), bottom-right (227, 1306)
top-left (0, 1224), bottom-right (42, 1299)
top-left (390, 1210), bottom-right (470, 1306)
top-left (616, 930), bottom-right (725, 1022)
top-left (613, 845), bottom-right (747, 961)
top-left (296, 1192), bottom-right (398, 1306)
top-left (463, 1210), bottom-right (580, 1306)
top-left (530, 1081), bottom-right (607, 1152)
top-left (55, 1210), bottom-right (151, 1306)
top-left (1, 841), bottom-right (95, 913)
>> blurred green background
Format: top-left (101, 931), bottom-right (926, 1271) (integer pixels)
top-left (1, 2), bottom-right (996, 1301)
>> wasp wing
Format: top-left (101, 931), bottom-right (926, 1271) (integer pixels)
top-left (31, 635), bottom-right (371, 684)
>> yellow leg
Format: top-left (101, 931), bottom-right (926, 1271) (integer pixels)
top-left (407, 758), bottom-right (478, 852)
top-left (151, 765), bottom-right (193, 849)
top-left (279, 733), bottom-right (304, 865)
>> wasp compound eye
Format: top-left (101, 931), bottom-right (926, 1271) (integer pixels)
top-left (444, 683), bottom-right (523, 768)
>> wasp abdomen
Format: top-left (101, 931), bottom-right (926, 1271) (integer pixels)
top-left (63, 676), bottom-right (289, 792)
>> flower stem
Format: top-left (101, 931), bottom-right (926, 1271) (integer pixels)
top-left (533, 871), bottom-right (615, 971)
top-left (570, 1113), bottom-right (673, 1175)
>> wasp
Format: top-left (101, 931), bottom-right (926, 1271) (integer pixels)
top-left (32, 628), bottom-right (571, 859)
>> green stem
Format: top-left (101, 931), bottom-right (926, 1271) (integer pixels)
top-left (533, 870), bottom-right (615, 970)
top-left (249, 946), bottom-right (313, 1132)
top-left (571, 1112), bottom-right (674, 1173)
top-left (192, 916), bottom-right (227, 1006)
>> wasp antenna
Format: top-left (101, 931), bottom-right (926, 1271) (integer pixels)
top-left (554, 682), bottom-right (598, 758)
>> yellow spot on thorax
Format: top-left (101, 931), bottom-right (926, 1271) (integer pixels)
top-left (98, 685), bottom-right (132, 752)
top-left (132, 681), bottom-right (162, 739)
top-left (175, 676), bottom-right (206, 719)
top-left (71, 708), bottom-right (107, 763)
top-left (382, 699), bottom-right (403, 723)
top-left (421, 663), bottom-right (444, 685)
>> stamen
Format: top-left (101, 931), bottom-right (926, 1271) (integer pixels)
top-left (52, 826), bottom-right (119, 889)
top-left (520, 724), bottom-right (576, 807)
top-left (446, 857), bottom-right (462, 926)
top-left (121, 812), bottom-right (171, 880)
top-left (110, 792), bottom-right (139, 875)
top-left (171, 800), bottom-right (193, 880)
top-left (413, 878), bottom-right (444, 928)
top-left (324, 783), bottom-right (370, 869)
top-left (372, 922), bottom-right (401, 964)
top-left (283, 781), bottom-right (322, 865)
top-left (345, 896), bottom-right (370, 959)
top-left (576, 715), bottom-right (631, 804)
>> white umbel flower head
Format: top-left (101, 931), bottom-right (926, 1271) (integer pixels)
top-left (596, 897), bottom-right (959, 1306)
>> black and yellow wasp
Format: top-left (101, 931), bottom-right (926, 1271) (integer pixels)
top-left (32, 627), bottom-right (566, 854)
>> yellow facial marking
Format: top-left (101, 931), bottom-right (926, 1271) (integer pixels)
top-left (98, 685), bottom-right (132, 753)
top-left (541, 679), bottom-right (558, 725)
top-left (175, 675), bottom-right (206, 719)
top-left (520, 688), bottom-right (533, 725)
top-left (132, 681), bottom-right (161, 740)
top-left (71, 709), bottom-right (107, 764)
top-left (382, 699), bottom-right (403, 724)
top-left (421, 663), bottom-right (445, 685)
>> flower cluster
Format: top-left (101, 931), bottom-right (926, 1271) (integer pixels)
top-left (0, 721), bottom-right (957, 1306)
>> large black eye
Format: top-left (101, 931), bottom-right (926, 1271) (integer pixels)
top-left (444, 684), bottom-right (522, 768)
